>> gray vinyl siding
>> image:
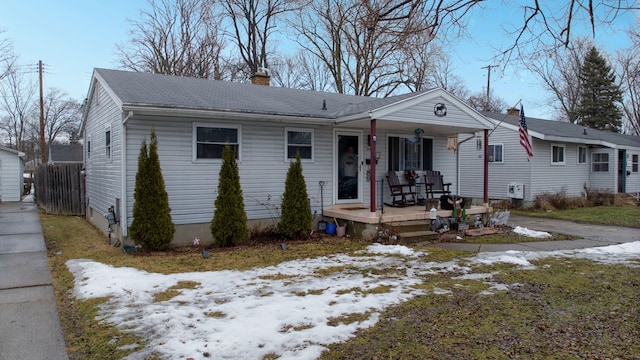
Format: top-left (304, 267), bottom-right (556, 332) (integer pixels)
top-left (530, 141), bottom-right (590, 198)
top-left (83, 82), bottom-right (123, 216)
top-left (0, 149), bottom-right (23, 202)
top-left (459, 127), bottom-right (533, 200)
top-left (124, 117), bottom-right (335, 226)
top-left (459, 127), bottom-right (593, 201)
top-left (432, 136), bottom-right (458, 194)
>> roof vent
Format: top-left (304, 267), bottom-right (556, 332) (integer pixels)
top-left (583, 127), bottom-right (587, 135)
top-left (322, 99), bottom-right (327, 110)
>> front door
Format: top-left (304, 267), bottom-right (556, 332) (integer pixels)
top-left (336, 132), bottom-right (362, 203)
top-left (618, 149), bottom-right (626, 193)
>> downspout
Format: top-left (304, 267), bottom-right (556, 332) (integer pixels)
top-left (483, 129), bottom-right (489, 206)
top-left (369, 119), bottom-right (377, 213)
top-left (121, 111), bottom-right (133, 237)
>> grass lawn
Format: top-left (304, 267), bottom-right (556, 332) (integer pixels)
top-left (42, 206), bottom-right (639, 359)
top-left (514, 205), bottom-right (640, 228)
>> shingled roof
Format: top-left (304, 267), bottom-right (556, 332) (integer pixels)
top-left (482, 111), bottom-right (640, 148)
top-left (94, 68), bottom-right (421, 120)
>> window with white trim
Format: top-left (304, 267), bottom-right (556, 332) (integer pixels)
top-left (577, 146), bottom-right (587, 164)
top-left (631, 154), bottom-right (638, 172)
top-left (488, 144), bottom-right (503, 163)
top-left (87, 134), bottom-right (91, 163)
top-left (551, 144), bottom-right (565, 165)
top-left (105, 128), bottom-right (111, 160)
top-left (285, 128), bottom-right (313, 161)
top-left (194, 123), bottom-right (240, 160)
top-left (592, 153), bottom-right (609, 172)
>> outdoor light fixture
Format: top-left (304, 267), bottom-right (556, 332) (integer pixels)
top-left (375, 152), bottom-right (381, 164)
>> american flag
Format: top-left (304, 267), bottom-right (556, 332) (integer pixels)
top-left (519, 104), bottom-right (533, 160)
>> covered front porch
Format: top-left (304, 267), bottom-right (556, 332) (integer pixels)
top-left (331, 88), bottom-right (495, 219)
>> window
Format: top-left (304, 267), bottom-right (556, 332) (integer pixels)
top-left (105, 128), bottom-right (111, 160)
top-left (285, 128), bottom-right (313, 161)
top-left (194, 124), bottom-right (240, 160)
top-left (488, 144), bottom-right (503, 163)
top-left (87, 134), bottom-right (91, 162)
top-left (387, 136), bottom-right (433, 171)
top-left (632, 154), bottom-right (638, 172)
top-left (592, 153), bottom-right (609, 172)
top-left (578, 146), bottom-right (587, 164)
top-left (551, 144), bottom-right (565, 165)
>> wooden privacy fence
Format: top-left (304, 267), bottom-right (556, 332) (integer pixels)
top-left (36, 163), bottom-right (85, 215)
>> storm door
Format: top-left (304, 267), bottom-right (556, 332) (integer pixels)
top-left (336, 132), bottom-right (362, 203)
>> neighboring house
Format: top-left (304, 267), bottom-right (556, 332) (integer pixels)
top-left (48, 144), bottom-right (83, 164)
top-left (0, 145), bottom-right (26, 202)
top-left (81, 68), bottom-right (495, 244)
top-left (459, 109), bottom-right (640, 203)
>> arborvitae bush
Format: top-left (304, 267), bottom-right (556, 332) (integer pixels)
top-left (211, 143), bottom-right (248, 247)
top-left (129, 129), bottom-right (175, 251)
top-left (277, 152), bottom-right (312, 239)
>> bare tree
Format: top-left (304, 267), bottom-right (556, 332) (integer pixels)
top-left (0, 31), bottom-right (16, 81)
top-left (220, 0), bottom-right (303, 78)
top-left (117, 0), bottom-right (226, 79)
top-left (292, 0), bottom-right (446, 96)
top-left (29, 88), bottom-right (82, 150)
top-left (368, 1), bottom-right (638, 61)
top-left (0, 68), bottom-right (36, 151)
top-left (295, 51), bottom-right (333, 92)
top-left (617, 27), bottom-right (640, 135)
top-left (399, 39), bottom-right (469, 99)
top-left (269, 55), bottom-right (305, 89)
top-left (467, 89), bottom-right (509, 113)
top-left (525, 37), bottom-right (595, 122)
top-left (498, 1), bottom-right (639, 61)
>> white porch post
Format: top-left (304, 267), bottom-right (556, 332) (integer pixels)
top-left (369, 119), bottom-right (377, 213)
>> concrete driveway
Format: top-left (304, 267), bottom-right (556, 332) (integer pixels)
top-left (0, 200), bottom-right (68, 360)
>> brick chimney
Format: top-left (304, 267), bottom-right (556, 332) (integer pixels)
top-left (251, 68), bottom-right (270, 86)
top-left (507, 107), bottom-right (520, 116)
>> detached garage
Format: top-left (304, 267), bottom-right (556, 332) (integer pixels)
top-left (0, 145), bottom-right (25, 202)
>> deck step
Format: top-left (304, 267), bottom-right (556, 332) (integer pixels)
top-left (398, 230), bottom-right (439, 243)
top-left (382, 220), bottom-right (438, 243)
top-left (386, 220), bottom-right (431, 233)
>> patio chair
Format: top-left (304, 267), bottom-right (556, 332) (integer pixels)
top-left (424, 170), bottom-right (451, 198)
top-left (386, 171), bottom-right (416, 207)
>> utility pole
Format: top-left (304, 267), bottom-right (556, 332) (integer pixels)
top-left (481, 64), bottom-right (498, 111)
top-left (39, 60), bottom-right (46, 163)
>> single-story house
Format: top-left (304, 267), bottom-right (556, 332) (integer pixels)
top-left (0, 145), bottom-right (26, 202)
top-left (459, 108), bottom-right (640, 203)
top-left (81, 68), bottom-right (497, 244)
top-left (48, 144), bottom-right (83, 164)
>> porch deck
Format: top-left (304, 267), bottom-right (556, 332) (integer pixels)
top-left (323, 203), bottom-right (492, 225)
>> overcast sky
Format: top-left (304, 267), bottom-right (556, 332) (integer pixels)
top-left (1, 1), bottom-right (636, 119)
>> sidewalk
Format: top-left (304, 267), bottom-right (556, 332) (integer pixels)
top-left (429, 214), bottom-right (640, 253)
top-left (0, 199), bottom-right (68, 360)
